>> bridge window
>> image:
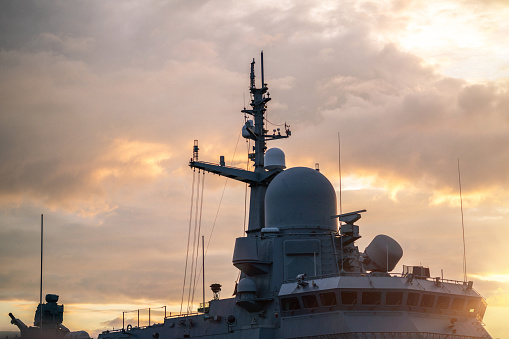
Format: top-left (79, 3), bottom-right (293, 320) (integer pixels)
top-left (341, 291), bottom-right (357, 305)
top-left (478, 300), bottom-right (487, 321)
top-left (421, 294), bottom-right (435, 308)
top-left (319, 292), bottom-right (337, 306)
top-left (437, 296), bottom-right (450, 309)
top-left (452, 298), bottom-right (465, 311)
top-left (362, 291), bottom-right (382, 305)
top-left (302, 294), bottom-right (318, 308)
top-left (407, 292), bottom-right (419, 306)
top-left (467, 299), bottom-right (479, 314)
top-left (386, 292), bottom-right (403, 306)
top-left (281, 297), bottom-right (300, 311)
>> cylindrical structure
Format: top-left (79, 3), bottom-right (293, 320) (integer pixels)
top-left (363, 234), bottom-right (403, 272)
top-left (264, 148), bottom-right (286, 170)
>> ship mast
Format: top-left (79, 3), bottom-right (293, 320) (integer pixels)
top-left (189, 52), bottom-right (290, 233)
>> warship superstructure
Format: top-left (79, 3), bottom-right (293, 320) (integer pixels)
top-left (27, 53), bottom-right (489, 339)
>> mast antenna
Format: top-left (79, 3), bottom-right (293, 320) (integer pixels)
top-left (338, 132), bottom-right (344, 272)
top-left (250, 58), bottom-right (255, 89)
top-left (40, 214), bottom-right (43, 331)
top-left (261, 51), bottom-right (265, 88)
top-left (338, 132), bottom-right (342, 216)
top-left (458, 159), bottom-right (467, 283)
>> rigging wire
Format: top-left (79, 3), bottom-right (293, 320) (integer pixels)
top-left (264, 117), bottom-right (287, 127)
top-left (244, 138), bottom-right (251, 233)
top-left (190, 172), bottom-right (206, 310)
top-left (184, 129), bottom-right (244, 311)
top-left (180, 169), bottom-right (196, 314)
top-left (186, 171), bottom-right (202, 313)
top-left (204, 129), bottom-right (243, 253)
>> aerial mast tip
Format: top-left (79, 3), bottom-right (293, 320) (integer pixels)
top-left (261, 51), bottom-right (265, 88)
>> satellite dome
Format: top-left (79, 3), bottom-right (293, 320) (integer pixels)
top-left (265, 167), bottom-right (337, 231)
top-left (264, 148), bottom-right (286, 170)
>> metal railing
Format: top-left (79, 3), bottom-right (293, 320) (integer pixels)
top-left (111, 306), bottom-right (208, 333)
top-left (292, 332), bottom-right (489, 339)
top-left (122, 306), bottom-right (166, 330)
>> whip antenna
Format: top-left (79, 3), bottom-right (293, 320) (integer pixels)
top-left (338, 132), bottom-right (344, 272)
top-left (40, 214), bottom-right (43, 331)
top-left (338, 132), bottom-right (342, 216)
top-left (458, 159), bottom-right (467, 283)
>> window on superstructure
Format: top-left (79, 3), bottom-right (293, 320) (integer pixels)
top-left (386, 292), bottom-right (403, 306)
top-left (451, 298), bottom-right (465, 311)
top-left (362, 291), bottom-right (382, 305)
top-left (341, 291), bottom-right (357, 305)
top-left (302, 294), bottom-right (318, 308)
top-left (407, 292), bottom-right (419, 306)
top-left (436, 296), bottom-right (450, 309)
top-left (466, 299), bottom-right (479, 314)
top-left (421, 294), bottom-right (435, 308)
top-left (319, 292), bottom-right (337, 306)
top-left (478, 300), bottom-right (487, 321)
top-left (281, 297), bottom-right (300, 311)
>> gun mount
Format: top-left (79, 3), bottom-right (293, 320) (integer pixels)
top-left (8, 294), bottom-right (91, 339)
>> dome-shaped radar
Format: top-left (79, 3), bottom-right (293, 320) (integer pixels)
top-left (64, 331), bottom-right (92, 339)
top-left (264, 148), bottom-right (286, 170)
top-left (265, 167), bottom-right (337, 231)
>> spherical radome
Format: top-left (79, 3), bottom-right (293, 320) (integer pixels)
top-left (265, 167), bottom-right (337, 231)
top-left (264, 147), bottom-right (286, 170)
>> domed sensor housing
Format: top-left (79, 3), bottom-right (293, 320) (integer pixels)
top-left (265, 167), bottom-right (337, 231)
top-left (264, 148), bottom-right (286, 170)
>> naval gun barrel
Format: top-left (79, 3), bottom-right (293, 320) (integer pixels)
top-left (9, 312), bottom-right (28, 330)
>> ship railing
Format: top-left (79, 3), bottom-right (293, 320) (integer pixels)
top-left (284, 272), bottom-right (479, 291)
top-left (292, 332), bottom-right (489, 339)
top-left (165, 311), bottom-right (202, 318)
top-left (121, 306), bottom-right (167, 331)
top-left (101, 307), bottom-right (205, 334)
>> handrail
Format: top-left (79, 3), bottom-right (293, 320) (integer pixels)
top-left (284, 272), bottom-right (474, 286)
top-left (122, 306), bottom-right (167, 331)
top-left (293, 332), bottom-right (489, 339)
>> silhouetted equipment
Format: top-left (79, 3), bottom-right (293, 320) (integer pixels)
top-left (210, 283), bottom-right (222, 300)
top-left (9, 294), bottom-right (91, 339)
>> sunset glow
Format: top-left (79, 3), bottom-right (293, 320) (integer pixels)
top-left (1, 0), bottom-right (508, 338)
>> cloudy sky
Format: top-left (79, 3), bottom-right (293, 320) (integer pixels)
top-left (1, 0), bottom-right (509, 337)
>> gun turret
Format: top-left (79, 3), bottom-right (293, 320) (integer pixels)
top-left (9, 312), bottom-right (28, 330)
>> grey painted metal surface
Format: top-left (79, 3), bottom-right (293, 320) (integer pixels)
top-left (62, 53), bottom-right (490, 339)
top-left (94, 53), bottom-right (491, 339)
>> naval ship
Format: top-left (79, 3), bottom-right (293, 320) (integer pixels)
top-left (10, 53), bottom-right (492, 339)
